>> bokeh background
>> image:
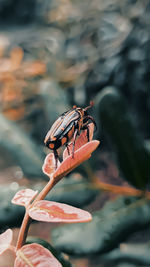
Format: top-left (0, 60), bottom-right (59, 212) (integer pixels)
top-left (1, 0), bottom-right (150, 266)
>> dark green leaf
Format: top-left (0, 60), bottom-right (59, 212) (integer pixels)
top-left (96, 87), bottom-right (150, 189)
top-left (0, 186), bottom-right (24, 230)
top-left (40, 80), bottom-right (69, 126)
top-left (52, 196), bottom-right (150, 255)
top-left (45, 177), bottom-right (98, 208)
top-left (0, 114), bottom-right (45, 178)
top-left (99, 242), bottom-right (150, 266)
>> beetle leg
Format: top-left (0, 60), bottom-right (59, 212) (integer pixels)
top-left (83, 115), bottom-right (97, 131)
top-left (54, 149), bottom-right (59, 169)
top-left (72, 129), bottom-right (78, 158)
top-left (66, 144), bottom-right (70, 156)
top-left (81, 125), bottom-right (90, 142)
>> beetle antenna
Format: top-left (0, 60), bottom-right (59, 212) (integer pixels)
top-left (84, 100), bottom-right (94, 111)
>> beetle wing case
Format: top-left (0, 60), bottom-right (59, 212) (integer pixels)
top-left (44, 103), bottom-right (96, 157)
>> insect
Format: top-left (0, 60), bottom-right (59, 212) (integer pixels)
top-left (44, 101), bottom-right (97, 168)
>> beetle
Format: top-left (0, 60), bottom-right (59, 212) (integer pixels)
top-left (44, 101), bottom-right (96, 168)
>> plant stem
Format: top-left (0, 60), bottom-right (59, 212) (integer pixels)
top-left (16, 177), bottom-right (56, 250)
top-left (16, 212), bottom-right (31, 250)
top-left (33, 177), bottom-right (56, 203)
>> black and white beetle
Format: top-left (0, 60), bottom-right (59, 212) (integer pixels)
top-left (44, 102), bottom-right (96, 168)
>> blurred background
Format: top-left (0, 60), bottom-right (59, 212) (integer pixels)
top-left (1, 0), bottom-right (150, 266)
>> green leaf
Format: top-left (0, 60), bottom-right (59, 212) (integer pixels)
top-left (0, 114), bottom-right (45, 178)
top-left (45, 177), bottom-right (98, 208)
top-left (0, 186), bottom-right (24, 230)
top-left (96, 87), bottom-right (150, 189)
top-left (40, 80), bottom-right (69, 126)
top-left (52, 196), bottom-right (150, 255)
top-left (99, 242), bottom-right (150, 266)
top-left (26, 237), bottom-right (72, 267)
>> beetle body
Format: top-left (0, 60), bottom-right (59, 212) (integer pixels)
top-left (44, 103), bottom-right (96, 168)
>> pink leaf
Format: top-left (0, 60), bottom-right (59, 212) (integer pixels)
top-left (15, 243), bottom-right (62, 267)
top-left (42, 124), bottom-right (98, 181)
top-left (0, 229), bottom-right (13, 255)
top-left (11, 189), bottom-right (38, 207)
top-left (29, 200), bottom-right (92, 223)
top-left (53, 140), bottom-right (100, 182)
top-left (42, 153), bottom-right (60, 178)
top-left (63, 123), bottom-right (95, 160)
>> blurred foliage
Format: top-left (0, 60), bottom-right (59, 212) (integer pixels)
top-left (0, 113), bottom-right (44, 178)
top-left (98, 242), bottom-right (150, 266)
top-left (96, 87), bottom-right (150, 189)
top-left (1, 0), bottom-right (150, 266)
top-left (52, 196), bottom-right (150, 255)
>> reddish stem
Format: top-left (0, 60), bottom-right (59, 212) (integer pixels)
top-left (16, 212), bottom-right (31, 250)
top-left (16, 177), bottom-right (56, 250)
